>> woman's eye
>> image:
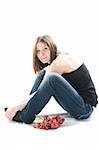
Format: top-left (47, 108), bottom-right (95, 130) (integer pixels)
top-left (44, 47), bottom-right (48, 50)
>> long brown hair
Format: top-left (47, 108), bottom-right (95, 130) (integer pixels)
top-left (33, 35), bottom-right (58, 73)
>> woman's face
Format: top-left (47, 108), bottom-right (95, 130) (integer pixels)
top-left (36, 42), bottom-right (51, 64)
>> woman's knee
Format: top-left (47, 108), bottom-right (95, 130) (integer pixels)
top-left (44, 72), bottom-right (61, 83)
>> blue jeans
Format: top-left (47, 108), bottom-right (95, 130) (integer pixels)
top-left (20, 70), bottom-right (93, 124)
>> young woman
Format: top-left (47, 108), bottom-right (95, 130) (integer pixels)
top-left (5, 35), bottom-right (98, 124)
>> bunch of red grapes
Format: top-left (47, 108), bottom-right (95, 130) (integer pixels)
top-left (33, 115), bottom-right (65, 130)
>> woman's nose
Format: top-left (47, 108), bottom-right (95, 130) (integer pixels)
top-left (40, 51), bottom-right (45, 57)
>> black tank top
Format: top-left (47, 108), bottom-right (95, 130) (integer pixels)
top-left (62, 63), bottom-right (98, 107)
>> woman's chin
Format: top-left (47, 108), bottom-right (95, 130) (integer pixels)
top-left (42, 61), bottom-right (49, 64)
top-left (40, 59), bottom-right (50, 64)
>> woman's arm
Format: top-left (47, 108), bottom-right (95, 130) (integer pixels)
top-left (5, 69), bottom-right (46, 121)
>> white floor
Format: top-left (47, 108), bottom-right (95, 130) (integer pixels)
top-left (0, 98), bottom-right (99, 150)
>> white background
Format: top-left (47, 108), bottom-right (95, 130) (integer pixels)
top-left (0, 0), bottom-right (98, 105)
top-left (0, 0), bottom-right (99, 149)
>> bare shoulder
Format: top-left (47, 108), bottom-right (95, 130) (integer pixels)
top-left (53, 53), bottom-right (82, 65)
top-left (51, 53), bottom-right (83, 73)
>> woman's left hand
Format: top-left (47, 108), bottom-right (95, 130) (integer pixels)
top-left (5, 106), bottom-right (18, 121)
